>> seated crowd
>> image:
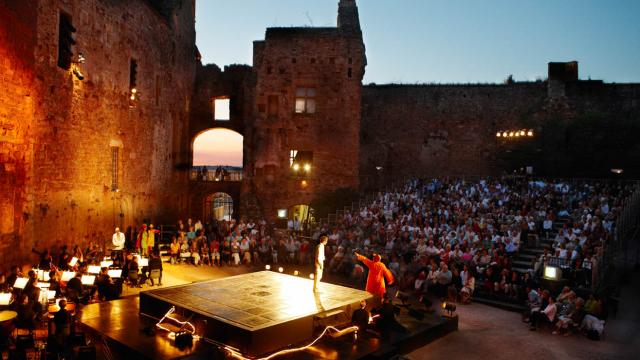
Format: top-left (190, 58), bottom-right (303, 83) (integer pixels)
top-left (309, 177), bottom-right (632, 337)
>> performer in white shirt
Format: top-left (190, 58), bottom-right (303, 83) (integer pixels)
top-left (313, 235), bottom-right (329, 292)
top-left (112, 227), bottom-right (126, 250)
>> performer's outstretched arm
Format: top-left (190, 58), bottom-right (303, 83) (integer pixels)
top-left (355, 253), bottom-right (373, 268)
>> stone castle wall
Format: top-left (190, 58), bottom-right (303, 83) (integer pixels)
top-left (360, 83), bottom-right (547, 183)
top-left (0, 0), bottom-right (197, 268)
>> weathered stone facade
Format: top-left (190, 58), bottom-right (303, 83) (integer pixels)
top-left (3, 0), bottom-right (639, 269)
top-left (360, 71), bottom-right (640, 186)
top-left (0, 0), bottom-right (197, 268)
top-left (248, 0), bottom-right (366, 219)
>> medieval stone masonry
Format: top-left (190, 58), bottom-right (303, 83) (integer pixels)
top-left (1, 0), bottom-right (639, 269)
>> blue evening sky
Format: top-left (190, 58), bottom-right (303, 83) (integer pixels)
top-left (195, 0), bottom-right (640, 84)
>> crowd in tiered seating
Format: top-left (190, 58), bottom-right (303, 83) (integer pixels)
top-left (309, 177), bottom-right (633, 337)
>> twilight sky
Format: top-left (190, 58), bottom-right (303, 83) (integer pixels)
top-left (193, 128), bottom-right (243, 166)
top-left (195, 0), bottom-right (640, 84)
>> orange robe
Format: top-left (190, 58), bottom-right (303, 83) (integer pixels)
top-left (356, 254), bottom-right (394, 298)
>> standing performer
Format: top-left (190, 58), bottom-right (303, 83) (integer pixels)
top-left (313, 235), bottom-right (329, 292)
top-left (354, 252), bottom-right (395, 303)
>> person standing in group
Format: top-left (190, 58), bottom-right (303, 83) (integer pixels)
top-left (136, 224), bottom-right (148, 254)
top-left (313, 235), bottom-right (329, 292)
top-left (146, 224), bottom-right (160, 256)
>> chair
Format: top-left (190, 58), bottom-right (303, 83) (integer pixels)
top-left (128, 270), bottom-right (140, 288)
top-left (149, 269), bottom-right (161, 286)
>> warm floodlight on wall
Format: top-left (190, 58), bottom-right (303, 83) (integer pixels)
top-left (497, 129), bottom-right (534, 139)
top-left (292, 163), bottom-right (300, 171)
top-left (71, 52), bottom-right (86, 80)
top-left (277, 209), bottom-right (287, 219)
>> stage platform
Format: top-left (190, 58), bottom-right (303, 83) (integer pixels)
top-left (78, 271), bottom-right (458, 359)
top-left (140, 271), bottom-right (373, 356)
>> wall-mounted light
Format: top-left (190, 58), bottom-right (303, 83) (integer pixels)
top-left (292, 163), bottom-right (300, 172)
top-left (71, 52), bottom-right (86, 80)
top-left (303, 163), bottom-right (311, 172)
top-left (497, 129), bottom-right (534, 139)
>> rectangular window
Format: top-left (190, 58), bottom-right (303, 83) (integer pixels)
top-left (295, 88), bottom-right (316, 114)
top-left (129, 59), bottom-right (137, 89)
top-left (213, 98), bottom-right (230, 121)
top-left (57, 12), bottom-right (76, 70)
top-left (111, 147), bottom-right (119, 192)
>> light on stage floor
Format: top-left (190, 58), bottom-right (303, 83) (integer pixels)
top-left (265, 265), bottom-right (271, 270)
top-left (278, 267), bottom-right (284, 273)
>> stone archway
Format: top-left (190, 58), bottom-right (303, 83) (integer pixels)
top-left (204, 192), bottom-right (234, 221)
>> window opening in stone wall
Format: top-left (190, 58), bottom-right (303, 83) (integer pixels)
top-left (192, 128), bottom-right (243, 182)
top-left (212, 98), bottom-right (230, 121)
top-left (129, 59), bottom-right (137, 90)
top-left (295, 88), bottom-right (316, 114)
top-left (290, 150), bottom-right (313, 174)
top-left (111, 147), bottom-right (119, 192)
top-left (57, 11), bottom-right (76, 70)
top-left (129, 59), bottom-right (138, 105)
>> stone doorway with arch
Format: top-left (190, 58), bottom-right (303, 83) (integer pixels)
top-left (204, 192), bottom-right (235, 221)
top-left (287, 204), bottom-right (315, 231)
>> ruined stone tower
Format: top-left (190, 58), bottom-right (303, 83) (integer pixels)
top-left (248, 0), bottom-right (367, 221)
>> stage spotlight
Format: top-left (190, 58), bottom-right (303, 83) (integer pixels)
top-left (543, 265), bottom-right (561, 280)
top-left (303, 163), bottom-right (311, 172)
top-left (496, 132), bottom-right (501, 137)
top-left (309, 274), bottom-right (314, 280)
top-left (265, 265), bottom-right (271, 270)
top-left (292, 163), bottom-right (300, 171)
top-left (441, 301), bottom-right (457, 317)
top-left (278, 267), bottom-right (283, 273)
top-left (294, 270), bottom-right (299, 276)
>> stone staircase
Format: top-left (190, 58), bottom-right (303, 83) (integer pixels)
top-left (511, 219), bottom-right (570, 273)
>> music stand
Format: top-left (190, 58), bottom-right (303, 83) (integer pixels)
top-left (13, 277), bottom-right (28, 289)
top-left (107, 269), bottom-right (122, 278)
top-left (0, 293), bottom-right (11, 305)
top-left (81, 275), bottom-right (96, 286)
top-left (87, 266), bottom-right (101, 274)
top-left (61, 271), bottom-right (75, 282)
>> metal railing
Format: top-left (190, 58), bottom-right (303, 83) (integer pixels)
top-left (190, 167), bottom-right (243, 182)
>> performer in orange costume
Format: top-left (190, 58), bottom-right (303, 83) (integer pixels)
top-left (354, 252), bottom-right (394, 299)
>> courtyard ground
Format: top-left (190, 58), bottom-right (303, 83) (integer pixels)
top-left (122, 262), bottom-right (639, 359)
